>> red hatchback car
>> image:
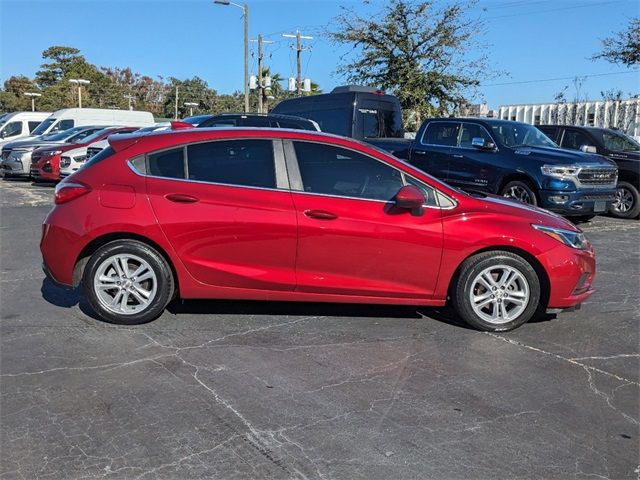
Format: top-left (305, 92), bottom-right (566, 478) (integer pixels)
top-left (41, 128), bottom-right (596, 331)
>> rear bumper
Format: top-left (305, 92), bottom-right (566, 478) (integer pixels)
top-left (539, 189), bottom-right (616, 215)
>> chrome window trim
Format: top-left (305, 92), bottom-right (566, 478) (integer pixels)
top-left (418, 120), bottom-right (461, 148)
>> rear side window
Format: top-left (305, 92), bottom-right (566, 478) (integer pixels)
top-left (148, 148), bottom-right (185, 179)
top-left (422, 122), bottom-right (460, 146)
top-left (301, 108), bottom-right (352, 136)
top-left (187, 139), bottom-right (275, 188)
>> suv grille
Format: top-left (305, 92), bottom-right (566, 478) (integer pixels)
top-left (577, 168), bottom-right (617, 186)
top-left (1, 150), bottom-right (11, 160)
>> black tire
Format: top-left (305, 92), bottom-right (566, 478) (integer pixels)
top-left (452, 251), bottom-right (541, 332)
top-left (82, 240), bottom-right (174, 325)
top-left (500, 180), bottom-right (538, 206)
top-left (610, 181), bottom-right (640, 219)
top-left (570, 215), bottom-right (596, 223)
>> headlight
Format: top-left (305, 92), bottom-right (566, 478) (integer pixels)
top-left (44, 150), bottom-right (62, 156)
top-left (532, 224), bottom-right (589, 249)
top-left (541, 165), bottom-right (579, 178)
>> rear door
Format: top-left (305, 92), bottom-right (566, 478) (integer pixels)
top-left (412, 121), bottom-right (460, 183)
top-left (447, 122), bottom-right (497, 192)
top-left (286, 140), bottom-right (443, 299)
top-left (144, 138), bottom-right (298, 292)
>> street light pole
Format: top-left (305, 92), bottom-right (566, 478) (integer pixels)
top-left (214, 0), bottom-right (249, 113)
top-left (184, 102), bottom-right (198, 116)
top-left (24, 92), bottom-right (42, 112)
top-left (69, 79), bottom-right (90, 108)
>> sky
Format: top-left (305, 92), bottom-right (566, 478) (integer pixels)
top-left (1, 0), bottom-right (639, 109)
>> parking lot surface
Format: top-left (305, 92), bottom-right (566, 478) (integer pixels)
top-left (1, 179), bottom-right (638, 479)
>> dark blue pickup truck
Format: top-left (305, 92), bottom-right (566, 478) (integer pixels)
top-left (368, 118), bottom-right (618, 219)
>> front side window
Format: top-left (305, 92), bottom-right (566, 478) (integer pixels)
top-left (422, 122), bottom-right (460, 147)
top-left (148, 148), bottom-right (185, 179)
top-left (293, 141), bottom-right (403, 202)
top-left (561, 130), bottom-right (593, 151)
top-left (187, 139), bottom-right (275, 188)
top-left (600, 130), bottom-right (640, 152)
top-left (0, 121), bottom-right (23, 138)
top-left (458, 123), bottom-right (493, 148)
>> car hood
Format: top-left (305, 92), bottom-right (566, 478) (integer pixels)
top-left (512, 145), bottom-right (616, 167)
top-left (3, 139), bottom-right (66, 150)
top-left (465, 191), bottom-right (579, 231)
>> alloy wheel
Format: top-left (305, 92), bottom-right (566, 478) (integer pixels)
top-left (503, 185), bottom-right (532, 204)
top-left (612, 186), bottom-right (634, 214)
top-left (469, 265), bottom-right (530, 325)
top-left (93, 254), bottom-right (158, 315)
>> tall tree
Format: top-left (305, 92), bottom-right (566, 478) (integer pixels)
top-left (0, 76), bottom-right (37, 111)
top-left (592, 18), bottom-right (640, 67)
top-left (327, 0), bottom-right (492, 128)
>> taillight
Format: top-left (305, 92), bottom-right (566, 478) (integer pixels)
top-left (54, 181), bottom-right (92, 204)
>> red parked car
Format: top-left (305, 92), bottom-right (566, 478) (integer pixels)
top-left (31, 126), bottom-right (139, 182)
top-left (41, 128), bottom-right (596, 331)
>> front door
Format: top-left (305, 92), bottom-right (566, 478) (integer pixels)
top-left (447, 122), bottom-right (498, 192)
top-left (145, 139), bottom-right (298, 291)
top-left (287, 140), bottom-right (443, 299)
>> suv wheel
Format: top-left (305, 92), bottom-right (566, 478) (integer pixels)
top-left (501, 180), bottom-right (538, 206)
top-left (611, 181), bottom-right (640, 219)
top-left (83, 240), bottom-right (174, 325)
top-left (452, 251), bottom-right (541, 332)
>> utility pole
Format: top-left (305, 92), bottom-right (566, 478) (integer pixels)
top-left (123, 94), bottom-right (135, 110)
top-left (251, 34), bottom-right (274, 113)
top-left (174, 86), bottom-right (179, 119)
top-left (24, 92), bottom-right (42, 112)
top-left (69, 79), bottom-right (90, 108)
top-left (283, 30), bottom-right (313, 96)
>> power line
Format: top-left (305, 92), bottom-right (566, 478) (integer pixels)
top-left (482, 70), bottom-right (639, 87)
top-left (486, 0), bottom-right (622, 19)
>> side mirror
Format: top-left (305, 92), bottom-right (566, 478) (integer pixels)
top-left (580, 145), bottom-right (597, 154)
top-left (471, 137), bottom-right (495, 150)
top-left (395, 185), bottom-right (425, 216)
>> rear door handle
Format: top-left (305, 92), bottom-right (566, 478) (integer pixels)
top-left (304, 209), bottom-right (337, 220)
top-left (452, 154), bottom-right (464, 158)
top-left (165, 193), bottom-right (199, 203)
top-left (414, 150), bottom-right (427, 155)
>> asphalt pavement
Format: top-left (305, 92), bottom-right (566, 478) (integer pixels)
top-left (1, 179), bottom-right (638, 479)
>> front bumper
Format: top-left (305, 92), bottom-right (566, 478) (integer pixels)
top-left (1, 154), bottom-right (31, 177)
top-left (539, 189), bottom-right (616, 216)
top-left (538, 243), bottom-right (596, 309)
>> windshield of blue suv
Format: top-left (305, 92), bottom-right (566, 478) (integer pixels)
top-left (598, 130), bottom-right (640, 152)
top-left (490, 122), bottom-right (557, 148)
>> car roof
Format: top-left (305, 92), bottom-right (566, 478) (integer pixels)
top-left (208, 113), bottom-right (315, 122)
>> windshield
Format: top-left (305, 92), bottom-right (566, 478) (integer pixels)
top-left (182, 115), bottom-right (212, 125)
top-left (30, 118), bottom-right (56, 136)
top-left (43, 127), bottom-right (86, 142)
top-left (80, 128), bottom-right (112, 144)
top-left (598, 130), bottom-right (640, 152)
top-left (491, 122), bottom-right (557, 148)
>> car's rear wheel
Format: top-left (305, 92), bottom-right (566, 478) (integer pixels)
top-left (452, 251), bottom-right (541, 332)
top-left (83, 240), bottom-right (174, 325)
top-left (500, 180), bottom-right (538, 206)
top-left (610, 181), bottom-right (640, 219)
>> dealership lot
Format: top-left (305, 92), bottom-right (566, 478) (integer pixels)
top-left (1, 180), bottom-right (638, 479)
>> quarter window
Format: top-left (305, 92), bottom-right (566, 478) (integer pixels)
top-left (148, 148), bottom-right (185, 179)
top-left (422, 122), bottom-right (460, 147)
top-left (187, 139), bottom-right (276, 188)
top-left (293, 141), bottom-right (403, 201)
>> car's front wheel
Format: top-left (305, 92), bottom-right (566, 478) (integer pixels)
top-left (82, 240), bottom-right (174, 325)
top-left (452, 251), bottom-right (541, 331)
top-left (610, 181), bottom-right (640, 219)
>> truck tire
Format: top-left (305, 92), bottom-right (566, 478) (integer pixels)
top-left (500, 180), bottom-right (538, 206)
top-left (610, 181), bottom-right (640, 219)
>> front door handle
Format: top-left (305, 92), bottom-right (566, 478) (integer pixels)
top-left (452, 154), bottom-right (464, 158)
top-left (304, 209), bottom-right (337, 220)
top-left (165, 193), bottom-right (199, 203)
top-left (414, 150), bottom-right (427, 155)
